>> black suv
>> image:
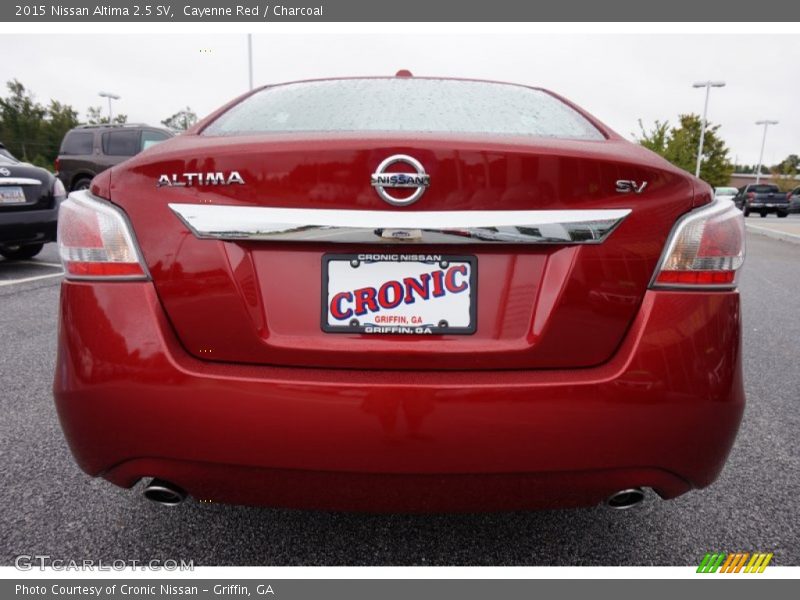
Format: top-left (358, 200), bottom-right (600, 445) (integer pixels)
top-left (733, 183), bottom-right (790, 218)
top-left (56, 124), bottom-right (173, 192)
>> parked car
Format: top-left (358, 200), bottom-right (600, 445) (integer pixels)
top-left (733, 183), bottom-right (789, 217)
top-left (714, 186), bottom-right (738, 203)
top-left (788, 186), bottom-right (800, 214)
top-left (56, 123), bottom-right (173, 192)
top-left (0, 141), bottom-right (16, 160)
top-left (0, 149), bottom-right (65, 259)
top-left (53, 76), bottom-right (746, 512)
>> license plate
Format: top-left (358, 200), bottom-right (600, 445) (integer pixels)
top-left (322, 253), bottom-right (477, 335)
top-left (0, 186), bottom-right (26, 205)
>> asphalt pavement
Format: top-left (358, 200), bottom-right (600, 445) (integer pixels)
top-left (1, 223), bottom-right (798, 566)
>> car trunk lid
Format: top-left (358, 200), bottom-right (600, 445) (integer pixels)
top-left (110, 132), bottom-right (695, 370)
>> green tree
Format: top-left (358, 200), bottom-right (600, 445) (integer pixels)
top-left (85, 106), bottom-right (128, 125)
top-left (635, 113), bottom-right (734, 187)
top-left (771, 154), bottom-right (799, 192)
top-left (773, 154), bottom-right (799, 172)
top-left (43, 100), bottom-right (80, 162)
top-left (635, 119), bottom-right (669, 155)
top-left (161, 107), bottom-right (197, 131)
top-left (0, 79), bottom-right (46, 162)
top-left (0, 80), bottom-right (81, 168)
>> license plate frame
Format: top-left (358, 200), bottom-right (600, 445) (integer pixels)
top-left (0, 186), bottom-right (27, 205)
top-left (322, 253), bottom-right (477, 335)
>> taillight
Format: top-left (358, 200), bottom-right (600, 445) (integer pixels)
top-left (54, 157), bottom-right (60, 173)
top-left (52, 178), bottom-right (67, 203)
top-left (651, 199), bottom-right (745, 289)
top-left (57, 191), bottom-right (148, 280)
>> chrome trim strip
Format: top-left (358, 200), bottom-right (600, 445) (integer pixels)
top-left (168, 204), bottom-right (632, 245)
top-left (0, 177), bottom-right (42, 186)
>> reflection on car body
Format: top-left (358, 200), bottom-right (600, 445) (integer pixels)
top-left (53, 75), bottom-right (746, 512)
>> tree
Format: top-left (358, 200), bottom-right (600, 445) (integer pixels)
top-left (43, 100), bottom-right (80, 162)
top-left (735, 163), bottom-right (770, 175)
top-left (0, 79), bottom-right (46, 162)
top-left (85, 106), bottom-right (128, 125)
top-left (161, 107), bottom-right (197, 131)
top-left (771, 154), bottom-right (799, 192)
top-left (635, 113), bottom-right (734, 187)
top-left (0, 80), bottom-right (80, 168)
top-left (635, 119), bottom-right (669, 155)
top-left (773, 154), bottom-right (799, 172)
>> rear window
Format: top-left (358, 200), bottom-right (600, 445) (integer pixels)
top-left (748, 184), bottom-right (780, 193)
top-left (102, 130), bottom-right (140, 156)
top-left (203, 78), bottom-right (605, 140)
top-left (61, 131), bottom-right (94, 155)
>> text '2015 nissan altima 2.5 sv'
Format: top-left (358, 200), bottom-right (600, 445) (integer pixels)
top-left (53, 76), bottom-right (746, 512)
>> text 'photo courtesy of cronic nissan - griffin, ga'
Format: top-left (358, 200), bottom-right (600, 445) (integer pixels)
top-left (52, 74), bottom-right (746, 512)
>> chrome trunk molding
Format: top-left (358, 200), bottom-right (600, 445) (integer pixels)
top-left (168, 204), bottom-right (631, 245)
top-left (0, 177), bottom-right (43, 186)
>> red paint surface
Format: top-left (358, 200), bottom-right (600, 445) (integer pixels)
top-left (53, 281), bottom-right (743, 511)
top-left (104, 131), bottom-right (699, 370)
top-left (54, 80), bottom-right (742, 511)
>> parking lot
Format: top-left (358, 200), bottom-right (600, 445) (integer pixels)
top-left (1, 224), bottom-right (798, 567)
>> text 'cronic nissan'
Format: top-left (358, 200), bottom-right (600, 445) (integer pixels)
top-left (53, 75), bottom-right (746, 512)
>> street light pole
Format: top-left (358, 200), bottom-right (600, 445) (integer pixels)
top-left (754, 120), bottom-right (778, 184)
top-left (98, 91), bottom-right (120, 123)
top-left (692, 80), bottom-right (726, 178)
top-left (247, 34), bottom-right (253, 90)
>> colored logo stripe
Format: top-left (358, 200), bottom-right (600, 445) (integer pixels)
top-left (697, 553), bottom-right (726, 573)
top-left (720, 553), bottom-right (737, 572)
top-left (697, 552), bottom-right (773, 573)
top-left (745, 553), bottom-right (773, 573)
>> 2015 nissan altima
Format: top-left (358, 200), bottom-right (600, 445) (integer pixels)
top-left (53, 75), bottom-right (746, 511)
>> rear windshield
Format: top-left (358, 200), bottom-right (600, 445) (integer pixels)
top-left (749, 184), bottom-right (780, 193)
top-left (203, 79), bottom-right (605, 140)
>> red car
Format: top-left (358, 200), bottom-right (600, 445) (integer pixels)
top-left (53, 76), bottom-right (746, 512)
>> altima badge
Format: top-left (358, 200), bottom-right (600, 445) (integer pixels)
top-left (157, 171), bottom-right (245, 187)
top-left (371, 155), bottom-right (430, 206)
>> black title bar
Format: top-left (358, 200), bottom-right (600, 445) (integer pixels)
top-left (3, 0), bottom-right (800, 22)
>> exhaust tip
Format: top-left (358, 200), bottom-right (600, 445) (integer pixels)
top-left (143, 478), bottom-right (187, 506)
top-left (606, 488), bottom-right (645, 510)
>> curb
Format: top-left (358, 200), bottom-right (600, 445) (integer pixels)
top-left (745, 223), bottom-right (800, 245)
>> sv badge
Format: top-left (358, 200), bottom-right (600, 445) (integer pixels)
top-left (616, 180), bottom-right (648, 194)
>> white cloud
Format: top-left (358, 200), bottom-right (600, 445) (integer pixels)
top-left (0, 33), bottom-right (797, 164)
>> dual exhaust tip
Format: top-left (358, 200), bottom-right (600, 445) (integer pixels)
top-left (142, 479), bottom-right (646, 509)
top-left (605, 488), bottom-right (645, 510)
top-left (143, 478), bottom-right (186, 506)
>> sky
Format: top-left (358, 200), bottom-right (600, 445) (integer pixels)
top-left (0, 33), bottom-right (798, 166)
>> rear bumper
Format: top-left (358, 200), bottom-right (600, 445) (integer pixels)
top-left (53, 281), bottom-right (745, 512)
top-left (748, 202), bottom-right (789, 212)
top-left (0, 206), bottom-right (58, 245)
